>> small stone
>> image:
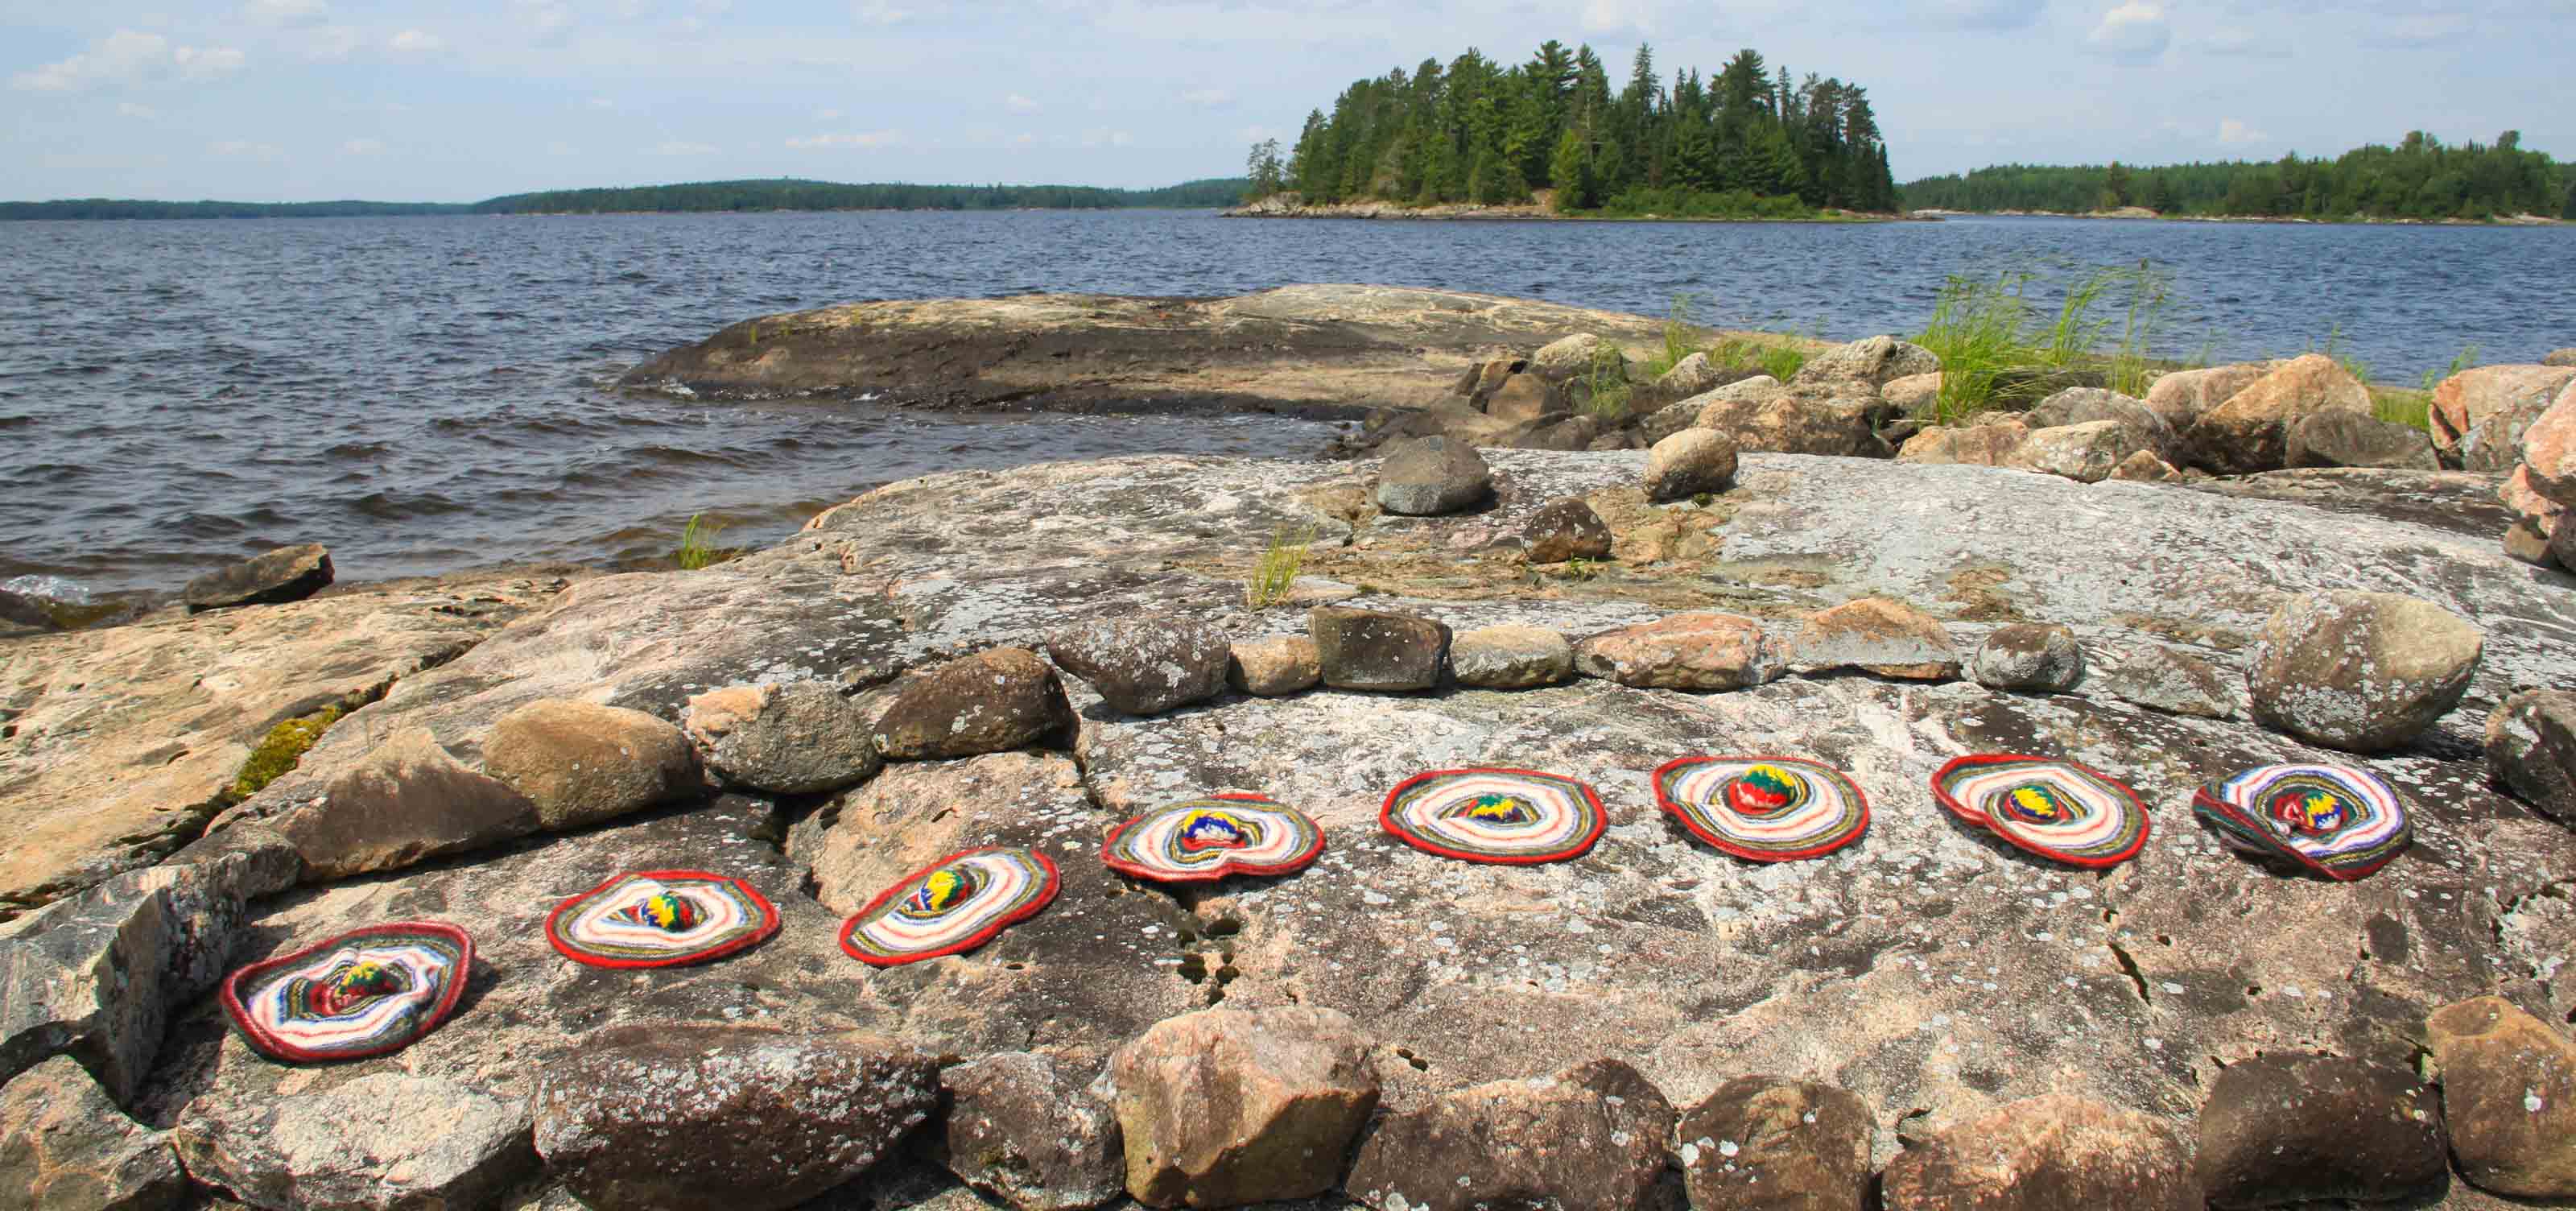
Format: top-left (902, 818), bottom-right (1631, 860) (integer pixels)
top-left (1787, 598), bottom-right (1961, 680)
top-left (871, 648), bottom-right (1075, 760)
top-left (1108, 1006), bottom-right (1379, 1209)
top-left (1574, 611), bottom-right (1784, 691)
top-left (682, 681), bottom-right (882, 795)
top-left (277, 726), bottom-right (539, 880)
top-left (1897, 420), bottom-right (2028, 466)
top-left (2095, 642), bottom-right (2236, 719)
top-left (927, 1052), bottom-right (1125, 1211)
top-left (1645, 429), bottom-right (1740, 502)
top-left (2006, 420), bottom-right (2142, 483)
top-left (2247, 591), bottom-right (2483, 753)
top-left (181, 544), bottom-right (332, 613)
top-left (1880, 1093), bottom-right (2198, 1211)
top-left (535, 1024), bottom-right (940, 1211)
top-left (481, 698), bottom-right (700, 831)
top-left (2195, 1053), bottom-right (2446, 1208)
top-left (1677, 1076), bottom-right (1873, 1211)
top-left (1310, 607), bottom-right (1451, 692)
top-left (1973, 623), bottom-right (2086, 692)
top-left (1449, 625), bottom-right (1575, 688)
top-left (2107, 449), bottom-right (2182, 482)
top-left (2285, 410), bottom-right (2438, 470)
top-left (2425, 996), bottom-right (2576, 1198)
top-left (2487, 689), bottom-right (2576, 822)
top-left (1794, 334), bottom-right (1940, 388)
top-left (1484, 374), bottom-right (1557, 424)
top-left (1046, 614), bottom-right (1233, 717)
top-left (1347, 1058), bottom-right (1674, 1211)
top-left (1882, 371), bottom-right (1943, 413)
top-left (1655, 351), bottom-right (1720, 401)
top-left (0, 1054), bottom-right (184, 1211)
top-left (1227, 635), bottom-right (1321, 697)
top-left (176, 1073), bottom-right (537, 1211)
top-left (1522, 498), bottom-right (1613, 564)
top-left (1377, 436), bottom-right (1493, 517)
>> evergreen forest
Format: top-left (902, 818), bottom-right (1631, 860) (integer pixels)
top-left (1899, 132), bottom-right (2575, 221)
top-left (1241, 40), bottom-right (1899, 217)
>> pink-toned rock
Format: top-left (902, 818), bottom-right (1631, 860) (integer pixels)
top-left (2425, 996), bottom-right (2576, 1198)
top-left (1573, 611), bottom-right (1784, 690)
top-left (2143, 362), bottom-right (2275, 431)
top-left (1788, 598), bottom-right (1960, 680)
top-left (1882, 371), bottom-right (1943, 413)
top-left (2516, 378), bottom-right (2576, 506)
top-left (2434, 365), bottom-right (2576, 462)
top-left (1109, 1006), bottom-right (1379, 1208)
top-left (2004, 420), bottom-right (2141, 483)
top-left (1897, 420), bottom-right (2028, 466)
top-left (2182, 354), bottom-right (2372, 475)
top-left (1880, 1093), bottom-right (2199, 1211)
top-left (2109, 450), bottom-right (2182, 482)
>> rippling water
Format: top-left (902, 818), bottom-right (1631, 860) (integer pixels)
top-left (2, 209), bottom-right (2568, 596)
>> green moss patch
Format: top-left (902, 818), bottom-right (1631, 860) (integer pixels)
top-left (223, 706), bottom-right (345, 804)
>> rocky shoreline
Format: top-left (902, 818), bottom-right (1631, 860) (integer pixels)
top-left (6, 290), bottom-right (2576, 1211)
top-left (1220, 193), bottom-right (1897, 223)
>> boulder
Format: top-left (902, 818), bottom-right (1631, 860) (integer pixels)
top-left (2518, 378), bottom-right (2576, 505)
top-left (1883, 371), bottom-right (1943, 413)
top-left (2285, 410), bottom-right (2438, 470)
top-left (1972, 623), bottom-right (2086, 692)
top-left (1686, 374), bottom-right (1785, 424)
top-left (1879, 1093), bottom-right (2199, 1211)
top-left (1704, 386), bottom-right (1900, 458)
top-left (927, 1052), bottom-right (1125, 1211)
top-left (2094, 643), bottom-right (2237, 719)
top-left (2431, 365), bottom-right (2576, 465)
top-left (2504, 517), bottom-right (2557, 567)
top-left (871, 647), bottom-right (1075, 760)
top-left (1574, 611), bottom-right (1785, 691)
top-left (2549, 348), bottom-right (2576, 368)
top-left (1345, 1057), bottom-right (1674, 1211)
top-left (1227, 635), bottom-right (1321, 697)
top-left (1787, 597), bottom-right (1961, 680)
top-left (2247, 591), bottom-right (2483, 753)
top-left (2487, 688), bottom-right (2576, 822)
top-left (1309, 607), bottom-right (1451, 692)
top-left (0, 588), bottom-right (60, 632)
top-left (180, 544), bottom-right (332, 612)
top-left (481, 698), bottom-right (700, 830)
top-left (1047, 614), bottom-right (1233, 717)
top-left (2183, 354), bottom-right (2372, 475)
top-left (1522, 497), bottom-right (1614, 564)
top-left (1377, 436), bottom-right (1493, 517)
top-left (2005, 420), bottom-right (2141, 483)
top-left (1654, 351), bottom-right (1721, 402)
top-left (2508, 463), bottom-right (2572, 537)
top-left (2026, 388), bottom-right (2178, 464)
top-left (1509, 413), bottom-right (1602, 452)
top-left (2108, 450), bottom-right (2182, 482)
top-left (680, 680), bottom-right (881, 795)
top-left (1794, 334), bottom-right (1939, 388)
top-left (1484, 374), bottom-right (1557, 424)
top-left (2194, 1052), bottom-right (2446, 1208)
top-left (2424, 996), bottom-right (2576, 1198)
top-left (1108, 1006), bottom-right (1379, 1209)
top-left (1449, 625), bottom-right (1575, 689)
top-left (1676, 1076), bottom-right (1875, 1211)
top-left (175, 1073), bottom-right (537, 1211)
top-left (1645, 429), bottom-right (1741, 502)
top-left (276, 725), bottom-right (539, 880)
top-left (2143, 362), bottom-right (2275, 431)
top-left (533, 1024), bottom-right (940, 1211)
top-left (1639, 396), bottom-right (1710, 445)
top-left (1531, 333), bottom-right (1615, 382)
top-left (1455, 355), bottom-right (1521, 407)
top-left (0, 1054), bottom-right (184, 1211)
top-left (1897, 420), bottom-right (2029, 467)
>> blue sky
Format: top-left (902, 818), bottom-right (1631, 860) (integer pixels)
top-left (3, 0), bottom-right (2567, 201)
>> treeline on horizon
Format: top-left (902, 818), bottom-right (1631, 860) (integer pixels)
top-left (0, 178), bottom-right (1254, 221)
top-left (1242, 39), bottom-right (1898, 218)
top-left (1901, 131), bottom-right (2576, 221)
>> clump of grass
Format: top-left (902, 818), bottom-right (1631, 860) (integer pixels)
top-left (1644, 291), bottom-right (1708, 378)
top-left (1756, 343), bottom-right (1809, 382)
top-left (2104, 262), bottom-right (2175, 397)
top-left (1555, 557), bottom-right (1604, 581)
top-left (1707, 336), bottom-right (1759, 373)
top-left (1915, 271), bottom-right (2036, 423)
top-left (2374, 388), bottom-right (2434, 432)
top-left (2310, 324), bottom-right (2372, 385)
top-left (224, 706), bottom-right (344, 804)
top-left (2419, 343), bottom-right (2481, 392)
top-left (1584, 341), bottom-right (1633, 419)
top-left (1245, 524), bottom-right (1317, 609)
top-left (675, 513), bottom-right (733, 570)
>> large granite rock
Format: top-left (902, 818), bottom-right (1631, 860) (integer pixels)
top-left (175, 1073), bottom-right (536, 1210)
top-left (1377, 436), bottom-right (1493, 517)
top-left (481, 697), bottom-right (699, 830)
top-left (2425, 996), bottom-right (2576, 1198)
top-left (1449, 624), bottom-right (1575, 689)
top-left (277, 725), bottom-right (538, 880)
top-left (1786, 597), bottom-right (1960, 680)
top-left (2287, 409), bottom-right (2439, 470)
top-left (2487, 688), bottom-right (2576, 822)
top-left (0, 568), bottom-right (572, 917)
top-left (1345, 1057), bottom-right (1674, 1211)
top-left (1310, 607), bottom-right (1451, 692)
top-left (1794, 335), bottom-right (1939, 389)
top-left (1677, 1076), bottom-right (1874, 1211)
top-left (2094, 641), bottom-right (2238, 720)
top-left (1880, 1093), bottom-right (2199, 1210)
top-left (2185, 354), bottom-right (2373, 475)
top-left (534, 1025), bottom-right (939, 1211)
top-left (2518, 377), bottom-right (2576, 506)
top-left (2432, 365), bottom-right (2576, 468)
top-left (1645, 428), bottom-right (1740, 501)
top-left (2005, 420), bottom-right (2142, 483)
top-left (1522, 497), bottom-right (1614, 564)
top-left (2194, 1052), bottom-right (2446, 1208)
top-left (1532, 333), bottom-right (1616, 381)
top-left (181, 544), bottom-right (332, 613)
top-left (1575, 611), bottom-right (1785, 690)
top-left (0, 1055), bottom-right (184, 1211)
top-left (927, 1052), bottom-right (1125, 1211)
top-left (681, 680), bottom-right (881, 794)
top-left (1047, 614), bottom-right (1233, 717)
top-left (2144, 362), bottom-right (2275, 431)
top-left (1697, 384), bottom-right (1899, 458)
top-left (2026, 387), bottom-right (2178, 465)
top-left (1897, 420), bottom-right (2029, 467)
top-left (1108, 1006), bottom-right (1379, 1208)
top-left (2247, 590), bottom-right (2483, 753)
top-left (872, 647), bottom-right (1075, 759)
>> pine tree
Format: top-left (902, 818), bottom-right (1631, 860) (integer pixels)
top-left (1550, 127), bottom-right (1593, 210)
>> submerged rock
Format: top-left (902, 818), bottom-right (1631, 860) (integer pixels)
top-left (2246, 590), bottom-right (2483, 753)
top-left (1108, 1006), bottom-right (1379, 1209)
top-left (181, 544), bottom-right (332, 613)
top-left (1346, 1057), bottom-right (1674, 1211)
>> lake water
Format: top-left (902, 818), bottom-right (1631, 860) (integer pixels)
top-left (3, 209), bottom-right (2570, 597)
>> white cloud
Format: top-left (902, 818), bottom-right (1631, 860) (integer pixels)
top-left (246, 0), bottom-right (328, 24)
top-left (389, 29), bottom-right (444, 52)
top-left (2219, 118), bottom-right (2268, 146)
top-left (1909, 0), bottom-right (2046, 29)
top-left (1080, 127), bottom-right (1133, 148)
top-left (2202, 27), bottom-right (2288, 56)
top-left (208, 139), bottom-right (283, 160)
top-left (10, 30), bottom-right (246, 92)
top-left (1005, 93), bottom-right (1039, 114)
top-left (854, 0), bottom-right (937, 23)
top-left (1179, 88), bottom-right (1232, 108)
top-left (609, 0), bottom-right (647, 15)
top-left (2087, 1), bottom-right (2170, 61)
top-left (784, 130), bottom-right (904, 148)
top-left (1580, 0), bottom-right (1665, 32)
top-left (650, 139), bottom-right (720, 155)
top-left (118, 101), bottom-right (158, 118)
top-left (299, 26), bottom-right (361, 60)
top-left (342, 137), bottom-right (384, 155)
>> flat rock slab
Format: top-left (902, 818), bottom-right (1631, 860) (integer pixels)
top-left (0, 568), bottom-right (579, 916)
top-left (617, 284), bottom-right (1669, 416)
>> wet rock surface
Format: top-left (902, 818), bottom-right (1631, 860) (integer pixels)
top-left (1345, 1057), bottom-right (1676, 1211)
top-left (1676, 1075), bottom-right (1874, 1211)
top-left (181, 544), bottom-right (333, 614)
top-left (2194, 1052), bottom-right (2447, 1208)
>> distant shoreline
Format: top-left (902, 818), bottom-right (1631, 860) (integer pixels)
top-left (1905, 207), bottom-right (2568, 228)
